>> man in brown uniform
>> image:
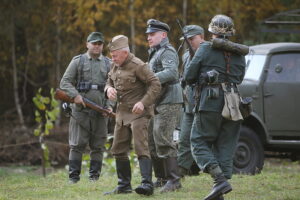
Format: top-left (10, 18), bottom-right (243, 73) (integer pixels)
top-left (104, 35), bottom-right (161, 196)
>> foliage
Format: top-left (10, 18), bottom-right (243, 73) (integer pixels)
top-left (0, 0), bottom-right (300, 124)
top-left (0, 159), bottom-right (300, 200)
top-left (32, 88), bottom-right (60, 173)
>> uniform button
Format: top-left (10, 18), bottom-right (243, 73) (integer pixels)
top-left (118, 71), bottom-right (121, 74)
top-left (120, 102), bottom-right (122, 104)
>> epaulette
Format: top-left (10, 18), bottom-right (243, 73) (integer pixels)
top-left (104, 56), bottom-right (112, 62)
top-left (131, 56), bottom-right (144, 66)
top-left (72, 55), bottom-right (81, 60)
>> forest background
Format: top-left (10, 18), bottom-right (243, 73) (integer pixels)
top-left (0, 0), bottom-right (299, 165)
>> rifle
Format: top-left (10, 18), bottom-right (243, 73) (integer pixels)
top-left (176, 19), bottom-right (195, 57)
top-left (54, 88), bottom-right (116, 118)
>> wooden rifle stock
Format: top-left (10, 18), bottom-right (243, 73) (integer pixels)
top-left (54, 88), bottom-right (115, 118)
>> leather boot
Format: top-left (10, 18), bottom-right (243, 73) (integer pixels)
top-left (204, 165), bottom-right (232, 200)
top-left (160, 157), bottom-right (182, 193)
top-left (135, 158), bottom-right (154, 196)
top-left (68, 160), bottom-right (81, 184)
top-left (104, 159), bottom-right (132, 195)
top-left (152, 157), bottom-right (167, 188)
top-left (89, 160), bottom-right (102, 181)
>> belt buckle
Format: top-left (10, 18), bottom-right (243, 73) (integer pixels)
top-left (91, 85), bottom-right (98, 90)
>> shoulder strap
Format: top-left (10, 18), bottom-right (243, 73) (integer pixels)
top-left (77, 54), bottom-right (85, 83)
top-left (223, 51), bottom-right (231, 83)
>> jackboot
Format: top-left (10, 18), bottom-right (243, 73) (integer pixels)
top-left (68, 160), bottom-right (82, 184)
top-left (204, 165), bottom-right (232, 200)
top-left (135, 158), bottom-right (154, 196)
top-left (160, 157), bottom-right (182, 193)
top-left (104, 159), bottom-right (132, 195)
top-left (89, 160), bottom-right (102, 181)
top-left (152, 157), bottom-right (167, 188)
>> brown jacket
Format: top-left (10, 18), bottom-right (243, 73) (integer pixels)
top-left (105, 53), bottom-right (161, 125)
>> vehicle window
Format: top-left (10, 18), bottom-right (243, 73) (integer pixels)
top-left (266, 53), bottom-right (300, 82)
top-left (244, 54), bottom-right (266, 81)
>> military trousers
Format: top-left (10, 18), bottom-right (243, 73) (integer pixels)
top-left (111, 116), bottom-right (151, 159)
top-left (148, 104), bottom-right (181, 158)
top-left (190, 111), bottom-right (241, 179)
top-left (177, 112), bottom-right (195, 170)
top-left (69, 110), bottom-right (107, 162)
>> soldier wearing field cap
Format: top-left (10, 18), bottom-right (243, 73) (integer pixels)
top-left (104, 35), bottom-right (161, 196)
top-left (60, 31), bottom-right (112, 183)
top-left (146, 19), bottom-right (183, 193)
top-left (178, 25), bottom-right (205, 177)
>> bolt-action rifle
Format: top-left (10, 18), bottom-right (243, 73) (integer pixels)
top-left (176, 19), bottom-right (195, 57)
top-left (54, 88), bottom-right (115, 118)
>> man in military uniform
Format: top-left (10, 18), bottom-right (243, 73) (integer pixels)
top-left (60, 32), bottom-right (112, 183)
top-left (184, 15), bottom-right (246, 200)
top-left (177, 25), bottom-right (205, 177)
top-left (104, 35), bottom-right (161, 196)
top-left (146, 19), bottom-right (183, 193)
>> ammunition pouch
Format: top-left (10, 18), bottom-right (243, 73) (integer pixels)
top-left (76, 81), bottom-right (105, 93)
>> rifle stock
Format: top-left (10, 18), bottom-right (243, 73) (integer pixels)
top-left (54, 88), bottom-right (115, 118)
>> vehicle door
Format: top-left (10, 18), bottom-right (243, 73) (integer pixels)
top-left (263, 52), bottom-right (300, 138)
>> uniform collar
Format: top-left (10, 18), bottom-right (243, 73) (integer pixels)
top-left (86, 52), bottom-right (103, 61)
top-left (148, 37), bottom-right (169, 54)
top-left (120, 53), bottom-right (134, 67)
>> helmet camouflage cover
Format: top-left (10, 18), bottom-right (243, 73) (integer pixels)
top-left (208, 14), bottom-right (235, 37)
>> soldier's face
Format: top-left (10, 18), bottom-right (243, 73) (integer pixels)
top-left (187, 35), bottom-right (205, 51)
top-left (86, 41), bottom-right (103, 56)
top-left (147, 31), bottom-right (166, 48)
top-left (110, 50), bottom-right (128, 66)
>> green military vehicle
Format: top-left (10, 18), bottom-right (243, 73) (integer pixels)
top-left (234, 42), bottom-right (300, 174)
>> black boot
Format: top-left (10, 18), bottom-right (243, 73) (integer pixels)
top-left (69, 160), bottom-right (81, 184)
top-left (160, 157), bottom-right (182, 193)
top-left (89, 160), bottom-right (102, 181)
top-left (135, 158), bottom-right (154, 196)
top-left (104, 159), bottom-right (132, 195)
top-left (204, 166), bottom-right (232, 200)
top-left (152, 157), bottom-right (167, 188)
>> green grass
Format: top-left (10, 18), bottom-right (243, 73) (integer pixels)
top-left (0, 159), bottom-right (300, 200)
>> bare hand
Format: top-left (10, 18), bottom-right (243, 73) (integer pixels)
top-left (132, 102), bottom-right (144, 114)
top-left (102, 107), bottom-right (113, 117)
top-left (107, 87), bottom-right (117, 101)
top-left (74, 95), bottom-right (86, 107)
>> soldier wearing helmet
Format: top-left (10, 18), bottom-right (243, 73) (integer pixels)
top-left (184, 14), bottom-right (246, 200)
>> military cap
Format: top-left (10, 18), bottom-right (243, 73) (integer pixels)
top-left (180, 25), bottom-right (204, 40)
top-left (146, 19), bottom-right (170, 33)
top-left (108, 35), bottom-right (129, 51)
top-left (87, 32), bottom-right (104, 43)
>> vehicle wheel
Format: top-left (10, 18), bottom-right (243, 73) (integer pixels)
top-left (233, 126), bottom-right (264, 175)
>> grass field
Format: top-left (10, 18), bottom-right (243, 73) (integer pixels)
top-left (0, 158), bottom-right (300, 200)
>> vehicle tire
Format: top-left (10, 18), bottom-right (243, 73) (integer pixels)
top-left (233, 126), bottom-right (264, 175)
